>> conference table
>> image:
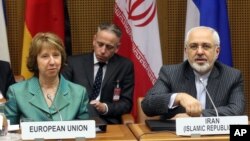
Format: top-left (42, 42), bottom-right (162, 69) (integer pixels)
top-left (87, 124), bottom-right (136, 141)
top-left (128, 123), bottom-right (230, 141)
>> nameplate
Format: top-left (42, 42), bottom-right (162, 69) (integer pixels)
top-left (176, 116), bottom-right (248, 136)
top-left (0, 115), bottom-right (3, 130)
top-left (20, 120), bottom-right (96, 140)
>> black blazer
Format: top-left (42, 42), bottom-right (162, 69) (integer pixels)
top-left (0, 60), bottom-right (15, 98)
top-left (62, 53), bottom-right (134, 124)
top-left (142, 61), bottom-right (245, 118)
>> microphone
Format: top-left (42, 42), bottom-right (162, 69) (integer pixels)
top-left (47, 94), bottom-right (63, 121)
top-left (199, 78), bottom-right (219, 117)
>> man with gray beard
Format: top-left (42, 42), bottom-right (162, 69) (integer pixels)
top-left (141, 26), bottom-right (245, 119)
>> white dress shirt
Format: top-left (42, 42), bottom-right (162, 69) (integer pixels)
top-left (93, 53), bottom-right (109, 114)
top-left (194, 71), bottom-right (211, 109)
top-left (93, 53), bottom-right (107, 100)
top-left (168, 70), bottom-right (211, 110)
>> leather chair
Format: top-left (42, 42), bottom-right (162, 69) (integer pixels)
top-left (137, 97), bottom-right (159, 123)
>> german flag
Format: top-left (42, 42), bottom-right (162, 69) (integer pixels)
top-left (21, 0), bottom-right (67, 79)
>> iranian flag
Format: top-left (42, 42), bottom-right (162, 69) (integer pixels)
top-left (113, 0), bottom-right (162, 119)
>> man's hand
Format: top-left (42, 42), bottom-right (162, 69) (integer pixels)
top-left (175, 93), bottom-right (202, 117)
top-left (90, 100), bottom-right (107, 114)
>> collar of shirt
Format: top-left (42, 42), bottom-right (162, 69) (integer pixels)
top-left (194, 70), bottom-right (211, 109)
top-left (193, 70), bottom-right (211, 84)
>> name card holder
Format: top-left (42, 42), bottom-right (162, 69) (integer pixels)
top-left (33, 137), bottom-right (86, 141)
top-left (21, 120), bottom-right (96, 140)
top-left (176, 116), bottom-right (248, 136)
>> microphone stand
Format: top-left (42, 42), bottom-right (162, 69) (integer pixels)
top-left (47, 94), bottom-right (63, 121)
top-left (199, 78), bottom-right (219, 117)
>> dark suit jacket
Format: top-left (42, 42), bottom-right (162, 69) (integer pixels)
top-left (0, 60), bottom-right (15, 98)
top-left (142, 61), bottom-right (245, 119)
top-left (62, 53), bottom-right (134, 124)
top-left (4, 75), bottom-right (89, 125)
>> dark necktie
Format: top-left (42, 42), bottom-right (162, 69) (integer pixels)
top-left (91, 62), bottom-right (106, 100)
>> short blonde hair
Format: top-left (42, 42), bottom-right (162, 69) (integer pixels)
top-left (27, 32), bottom-right (66, 76)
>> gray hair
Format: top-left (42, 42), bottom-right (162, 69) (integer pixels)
top-left (97, 22), bottom-right (122, 38)
top-left (185, 26), bottom-right (220, 47)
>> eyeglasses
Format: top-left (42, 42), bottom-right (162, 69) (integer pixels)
top-left (96, 41), bottom-right (117, 50)
top-left (187, 43), bottom-right (217, 50)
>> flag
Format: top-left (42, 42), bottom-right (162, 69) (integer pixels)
top-left (63, 0), bottom-right (72, 56)
top-left (0, 0), bottom-right (10, 62)
top-left (21, 0), bottom-right (71, 78)
top-left (113, 0), bottom-right (162, 120)
top-left (185, 0), bottom-right (233, 66)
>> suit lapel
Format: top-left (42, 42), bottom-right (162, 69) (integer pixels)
top-left (28, 77), bottom-right (51, 114)
top-left (206, 66), bottom-right (220, 108)
top-left (52, 76), bottom-right (70, 114)
top-left (86, 54), bottom-right (94, 88)
top-left (184, 63), bottom-right (197, 97)
top-left (102, 55), bottom-right (118, 88)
